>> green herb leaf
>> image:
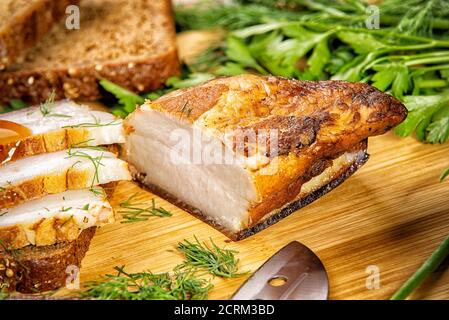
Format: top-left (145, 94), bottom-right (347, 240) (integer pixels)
top-left (336, 31), bottom-right (387, 54)
top-left (395, 94), bottom-right (449, 140)
top-left (215, 62), bottom-right (247, 76)
top-left (392, 65), bottom-right (411, 98)
top-left (426, 106), bottom-right (449, 144)
top-left (99, 79), bottom-right (145, 114)
top-left (166, 73), bottom-right (215, 89)
top-left (440, 167), bottom-right (449, 181)
top-left (225, 36), bottom-right (266, 74)
top-left (372, 68), bottom-right (397, 92)
top-left (9, 99), bottom-right (28, 110)
top-left (308, 37), bottom-right (331, 78)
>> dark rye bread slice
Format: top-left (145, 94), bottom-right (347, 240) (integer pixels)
top-left (0, 227), bottom-right (96, 294)
top-left (0, 0), bottom-right (180, 105)
top-left (0, 0), bottom-right (80, 70)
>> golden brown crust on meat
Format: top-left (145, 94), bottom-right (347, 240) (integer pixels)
top-left (0, 169), bottom-right (96, 209)
top-left (235, 151), bottom-right (369, 240)
top-left (150, 82), bottom-right (228, 121)
top-left (248, 141), bottom-right (367, 224)
top-left (0, 227), bottom-right (96, 293)
top-left (0, 128), bottom-right (92, 165)
top-left (151, 75), bottom-right (406, 131)
top-left (145, 75), bottom-right (407, 223)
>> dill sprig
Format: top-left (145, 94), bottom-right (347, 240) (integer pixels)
top-left (79, 265), bottom-right (212, 300)
top-left (119, 193), bottom-right (173, 223)
top-left (89, 186), bottom-right (107, 198)
top-left (39, 91), bottom-right (71, 118)
top-left (62, 114), bottom-right (121, 129)
top-left (66, 148), bottom-right (108, 191)
top-left (177, 237), bottom-right (248, 278)
top-left (69, 139), bottom-right (107, 151)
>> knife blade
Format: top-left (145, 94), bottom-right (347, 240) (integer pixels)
top-left (232, 241), bottom-right (329, 300)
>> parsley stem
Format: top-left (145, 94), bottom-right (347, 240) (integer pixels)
top-left (405, 55), bottom-right (449, 67)
top-left (391, 234), bottom-right (449, 300)
top-left (415, 79), bottom-right (448, 89)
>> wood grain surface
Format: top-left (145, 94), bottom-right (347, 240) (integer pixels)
top-left (57, 132), bottom-right (449, 300)
top-left (58, 31), bottom-right (449, 300)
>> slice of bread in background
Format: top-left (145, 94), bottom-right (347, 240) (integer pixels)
top-left (0, 0), bottom-right (180, 105)
top-left (0, 227), bottom-right (96, 294)
top-left (0, 0), bottom-right (80, 70)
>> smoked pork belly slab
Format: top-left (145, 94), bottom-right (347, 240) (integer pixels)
top-left (124, 75), bottom-right (407, 240)
top-left (0, 100), bottom-right (125, 164)
top-left (0, 148), bottom-right (131, 209)
top-left (0, 189), bottom-right (112, 249)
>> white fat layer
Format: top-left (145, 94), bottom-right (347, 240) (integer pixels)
top-left (125, 108), bottom-right (257, 232)
top-left (0, 100), bottom-right (125, 145)
top-left (0, 148), bottom-right (131, 187)
top-left (0, 189), bottom-right (112, 228)
top-left (125, 107), bottom-right (361, 233)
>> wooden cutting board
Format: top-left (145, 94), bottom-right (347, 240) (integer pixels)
top-left (57, 132), bottom-right (448, 300)
top-left (58, 31), bottom-right (449, 300)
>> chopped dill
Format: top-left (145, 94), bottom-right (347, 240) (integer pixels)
top-left (66, 148), bottom-right (106, 189)
top-left (177, 237), bottom-right (248, 278)
top-left (119, 193), bottom-right (173, 223)
top-left (89, 186), bottom-right (107, 198)
top-left (79, 265), bottom-right (212, 300)
top-left (62, 113), bottom-right (121, 129)
top-left (69, 139), bottom-right (107, 151)
top-left (39, 91), bottom-right (71, 118)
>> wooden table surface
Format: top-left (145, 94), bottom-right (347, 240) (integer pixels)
top-left (62, 31), bottom-right (449, 300)
top-left (64, 131), bottom-right (448, 300)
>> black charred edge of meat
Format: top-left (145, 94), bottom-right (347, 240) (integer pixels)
top-left (131, 149), bottom-right (369, 241)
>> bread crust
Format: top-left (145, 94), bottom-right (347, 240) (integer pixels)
top-left (0, 0), bottom-right (180, 104)
top-left (0, 50), bottom-right (180, 105)
top-left (0, 0), bottom-right (80, 70)
top-left (0, 203), bottom-right (113, 250)
top-left (0, 227), bottom-right (96, 293)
